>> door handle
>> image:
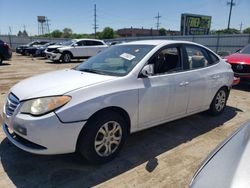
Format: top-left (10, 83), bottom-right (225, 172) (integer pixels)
top-left (179, 81), bottom-right (189, 86)
top-left (211, 75), bottom-right (220, 79)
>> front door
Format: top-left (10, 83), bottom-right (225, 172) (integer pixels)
top-left (138, 45), bottom-right (189, 128)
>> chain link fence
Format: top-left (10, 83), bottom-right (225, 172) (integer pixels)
top-left (1, 34), bottom-right (250, 54)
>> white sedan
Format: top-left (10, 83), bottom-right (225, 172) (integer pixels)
top-left (2, 40), bottom-right (234, 163)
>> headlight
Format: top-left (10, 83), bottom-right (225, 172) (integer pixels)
top-left (20, 96), bottom-right (71, 116)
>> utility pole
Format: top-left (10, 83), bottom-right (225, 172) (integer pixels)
top-left (23, 24), bottom-right (26, 31)
top-left (239, 22), bottom-right (243, 32)
top-left (155, 12), bottom-right (161, 30)
top-left (227, 0), bottom-right (235, 30)
top-left (93, 4), bottom-right (98, 38)
top-left (8, 26), bottom-right (12, 47)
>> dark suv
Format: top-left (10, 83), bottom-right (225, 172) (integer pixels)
top-left (16, 41), bottom-right (48, 55)
top-left (0, 40), bottom-right (12, 64)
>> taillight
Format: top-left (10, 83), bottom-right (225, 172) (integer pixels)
top-left (232, 77), bottom-right (240, 86)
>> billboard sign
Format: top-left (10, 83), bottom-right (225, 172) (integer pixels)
top-left (181, 13), bottom-right (211, 35)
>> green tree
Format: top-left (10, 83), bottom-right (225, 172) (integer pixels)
top-left (159, 28), bottom-right (167, 36)
top-left (17, 31), bottom-right (22, 37)
top-left (22, 30), bottom-right (28, 37)
top-left (243, 27), bottom-right (250, 34)
top-left (214, 28), bottom-right (240, 35)
top-left (51, 30), bottom-right (63, 38)
top-left (99, 27), bottom-right (114, 39)
top-left (62, 28), bottom-right (73, 38)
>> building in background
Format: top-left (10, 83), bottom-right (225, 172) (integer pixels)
top-left (180, 13), bottom-right (211, 35)
top-left (117, 27), bottom-right (180, 37)
top-left (117, 27), bottom-right (159, 37)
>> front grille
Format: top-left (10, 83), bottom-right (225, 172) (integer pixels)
top-left (5, 93), bottom-right (20, 116)
top-left (231, 63), bottom-right (250, 74)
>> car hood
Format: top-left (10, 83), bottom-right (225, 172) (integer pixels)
top-left (227, 53), bottom-right (250, 64)
top-left (47, 45), bottom-right (63, 49)
top-left (190, 120), bottom-right (250, 188)
top-left (10, 69), bottom-right (116, 101)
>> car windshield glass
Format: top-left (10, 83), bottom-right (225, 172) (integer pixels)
top-left (240, 44), bottom-right (250, 54)
top-left (62, 40), bottom-right (76, 46)
top-left (76, 44), bottom-right (154, 76)
top-left (27, 41), bottom-right (37, 46)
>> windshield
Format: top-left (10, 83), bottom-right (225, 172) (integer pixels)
top-left (61, 40), bottom-right (77, 46)
top-left (240, 44), bottom-right (250, 54)
top-left (76, 44), bottom-right (154, 76)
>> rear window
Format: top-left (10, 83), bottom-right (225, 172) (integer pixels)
top-left (207, 51), bottom-right (219, 65)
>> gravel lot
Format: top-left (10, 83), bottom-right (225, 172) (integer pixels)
top-left (0, 53), bottom-right (250, 188)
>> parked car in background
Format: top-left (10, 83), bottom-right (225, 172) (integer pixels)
top-left (107, 41), bottom-right (126, 46)
top-left (16, 41), bottom-right (49, 55)
top-left (0, 40), bottom-right (12, 64)
top-left (217, 51), bottom-right (231, 59)
top-left (189, 119), bottom-right (250, 188)
top-left (2, 40), bottom-right (234, 163)
top-left (225, 43), bottom-right (250, 82)
top-left (45, 39), bottom-right (108, 63)
top-left (30, 42), bottom-right (56, 57)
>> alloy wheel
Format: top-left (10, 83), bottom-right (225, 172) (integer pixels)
top-left (94, 121), bottom-right (122, 157)
top-left (215, 90), bottom-right (226, 112)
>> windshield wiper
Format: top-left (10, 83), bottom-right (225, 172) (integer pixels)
top-left (79, 68), bottom-right (108, 75)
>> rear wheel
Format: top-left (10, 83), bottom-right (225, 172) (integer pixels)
top-left (61, 52), bottom-right (72, 63)
top-left (0, 56), bottom-right (2, 64)
top-left (77, 111), bottom-right (128, 164)
top-left (24, 50), bottom-right (29, 56)
top-left (209, 88), bottom-right (228, 115)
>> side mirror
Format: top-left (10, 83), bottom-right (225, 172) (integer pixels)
top-left (141, 64), bottom-right (154, 77)
top-left (72, 43), bottom-right (78, 47)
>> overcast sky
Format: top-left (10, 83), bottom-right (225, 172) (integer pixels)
top-left (0, 0), bottom-right (249, 35)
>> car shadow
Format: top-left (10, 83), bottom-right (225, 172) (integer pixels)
top-left (233, 82), bottom-right (250, 92)
top-left (0, 105), bottom-right (241, 188)
top-left (0, 63), bottom-right (11, 66)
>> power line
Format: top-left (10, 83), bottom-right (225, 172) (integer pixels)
top-left (227, 0), bottom-right (235, 29)
top-left (154, 12), bottom-right (161, 30)
top-left (93, 4), bottom-right (98, 38)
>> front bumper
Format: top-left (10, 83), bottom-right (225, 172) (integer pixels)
top-left (2, 110), bottom-right (85, 155)
top-left (45, 52), bottom-right (61, 61)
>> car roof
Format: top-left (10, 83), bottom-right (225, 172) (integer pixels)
top-left (73, 38), bottom-right (104, 42)
top-left (122, 40), bottom-right (200, 46)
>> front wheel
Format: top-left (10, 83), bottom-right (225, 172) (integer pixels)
top-left (77, 111), bottom-right (128, 164)
top-left (61, 52), bottom-right (71, 63)
top-left (209, 88), bottom-right (228, 115)
top-left (0, 56), bottom-right (2, 64)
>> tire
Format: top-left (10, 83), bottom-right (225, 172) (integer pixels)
top-left (24, 50), bottom-right (29, 56)
top-left (77, 111), bottom-right (128, 164)
top-left (0, 56), bottom-right (2, 64)
top-left (61, 52), bottom-right (72, 63)
top-left (208, 88), bottom-right (228, 115)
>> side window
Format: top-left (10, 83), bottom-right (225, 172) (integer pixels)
top-left (184, 45), bottom-right (210, 70)
top-left (148, 47), bottom-right (181, 75)
top-left (76, 41), bottom-right (85, 46)
top-left (92, 41), bottom-right (103, 46)
top-left (207, 50), bottom-right (220, 65)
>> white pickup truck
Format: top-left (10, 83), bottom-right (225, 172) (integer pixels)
top-left (45, 39), bottom-right (108, 63)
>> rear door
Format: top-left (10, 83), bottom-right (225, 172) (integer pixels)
top-left (182, 44), bottom-right (216, 113)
